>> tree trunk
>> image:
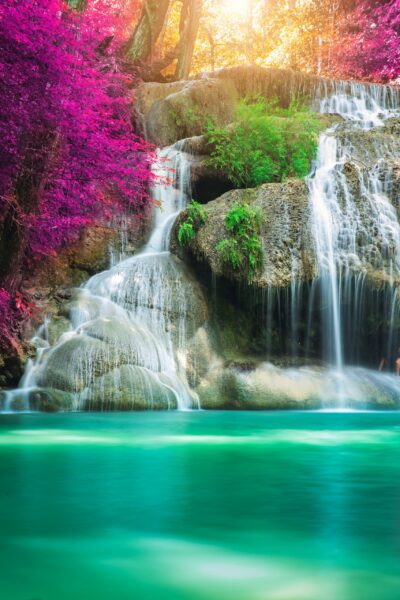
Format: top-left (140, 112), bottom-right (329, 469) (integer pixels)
top-left (0, 129), bottom-right (57, 290)
top-left (125, 0), bottom-right (171, 65)
top-left (156, 0), bottom-right (174, 62)
top-left (175, 0), bottom-right (203, 80)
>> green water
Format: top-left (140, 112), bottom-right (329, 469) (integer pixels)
top-left (1, 412), bottom-right (400, 600)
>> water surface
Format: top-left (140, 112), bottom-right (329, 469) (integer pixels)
top-left (1, 411), bottom-right (400, 599)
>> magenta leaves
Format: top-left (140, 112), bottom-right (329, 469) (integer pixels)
top-left (0, 0), bottom-right (153, 259)
top-left (0, 0), bottom-right (153, 350)
top-left (334, 0), bottom-right (400, 83)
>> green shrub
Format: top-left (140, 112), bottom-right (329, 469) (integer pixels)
top-left (217, 202), bottom-right (264, 282)
top-left (205, 96), bottom-right (322, 188)
top-left (178, 200), bottom-right (206, 246)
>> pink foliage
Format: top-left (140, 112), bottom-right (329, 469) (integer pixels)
top-left (84, 0), bottom-right (142, 47)
top-left (334, 0), bottom-right (400, 82)
top-left (0, 0), bottom-right (153, 260)
top-left (0, 0), bottom-right (152, 350)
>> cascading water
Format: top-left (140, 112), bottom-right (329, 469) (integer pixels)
top-left (6, 143), bottom-right (203, 411)
top-left (308, 133), bottom-right (344, 370)
top-left (4, 78), bottom-right (400, 412)
top-left (317, 80), bottom-right (400, 127)
top-left (309, 82), bottom-right (400, 375)
top-left (240, 81), bottom-right (400, 408)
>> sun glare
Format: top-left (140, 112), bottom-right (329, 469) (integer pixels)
top-left (222, 0), bottom-right (250, 16)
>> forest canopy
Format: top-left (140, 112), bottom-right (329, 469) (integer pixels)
top-left (121, 0), bottom-right (400, 83)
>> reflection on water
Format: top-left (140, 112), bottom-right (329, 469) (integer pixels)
top-left (1, 412), bottom-right (400, 600)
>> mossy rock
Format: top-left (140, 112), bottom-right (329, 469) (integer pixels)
top-left (138, 78), bottom-right (237, 147)
top-left (136, 66), bottom-right (366, 148)
top-left (197, 364), bottom-right (400, 410)
top-left (172, 180), bottom-right (316, 289)
top-left (81, 365), bottom-right (179, 411)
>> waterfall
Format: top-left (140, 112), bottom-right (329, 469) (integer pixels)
top-left (308, 82), bottom-right (400, 372)
top-left (6, 143), bottom-right (202, 411)
top-left (316, 80), bottom-right (400, 127)
top-left (308, 134), bottom-right (344, 369)
top-left (4, 78), bottom-right (400, 412)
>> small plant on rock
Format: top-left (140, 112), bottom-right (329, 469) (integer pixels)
top-left (178, 200), bottom-right (206, 245)
top-left (216, 202), bottom-right (264, 282)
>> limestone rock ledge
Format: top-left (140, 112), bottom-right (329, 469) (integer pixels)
top-left (171, 180), bottom-right (316, 288)
top-left (135, 66), bottom-right (327, 148)
top-left (171, 119), bottom-right (400, 290)
top-left (135, 65), bottom-right (398, 148)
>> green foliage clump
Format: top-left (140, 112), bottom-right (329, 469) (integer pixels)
top-left (205, 97), bottom-right (322, 188)
top-left (169, 105), bottom-right (209, 132)
top-left (216, 202), bottom-right (264, 282)
top-left (178, 200), bottom-right (206, 245)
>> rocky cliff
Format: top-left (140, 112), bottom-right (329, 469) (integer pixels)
top-left (135, 66), bottom-right (385, 147)
top-left (135, 66), bottom-right (400, 291)
top-left (3, 66), bottom-right (400, 411)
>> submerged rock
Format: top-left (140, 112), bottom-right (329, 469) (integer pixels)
top-left (198, 363), bottom-right (400, 410)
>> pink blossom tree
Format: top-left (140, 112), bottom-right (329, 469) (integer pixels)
top-left (0, 0), bottom-right (152, 349)
top-left (334, 0), bottom-right (400, 82)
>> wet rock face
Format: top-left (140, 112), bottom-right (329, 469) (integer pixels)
top-left (335, 118), bottom-right (400, 170)
top-left (24, 252), bottom-right (209, 411)
top-left (0, 215), bottom-right (151, 391)
top-left (196, 363), bottom-right (400, 410)
top-left (172, 180), bottom-right (316, 289)
top-left (323, 121), bottom-right (400, 285)
top-left (80, 366), bottom-right (179, 411)
top-left (85, 253), bottom-right (209, 340)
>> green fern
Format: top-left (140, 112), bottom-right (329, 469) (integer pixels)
top-left (178, 200), bottom-right (206, 246)
top-left (217, 202), bottom-right (264, 282)
top-left (178, 222), bottom-right (195, 245)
